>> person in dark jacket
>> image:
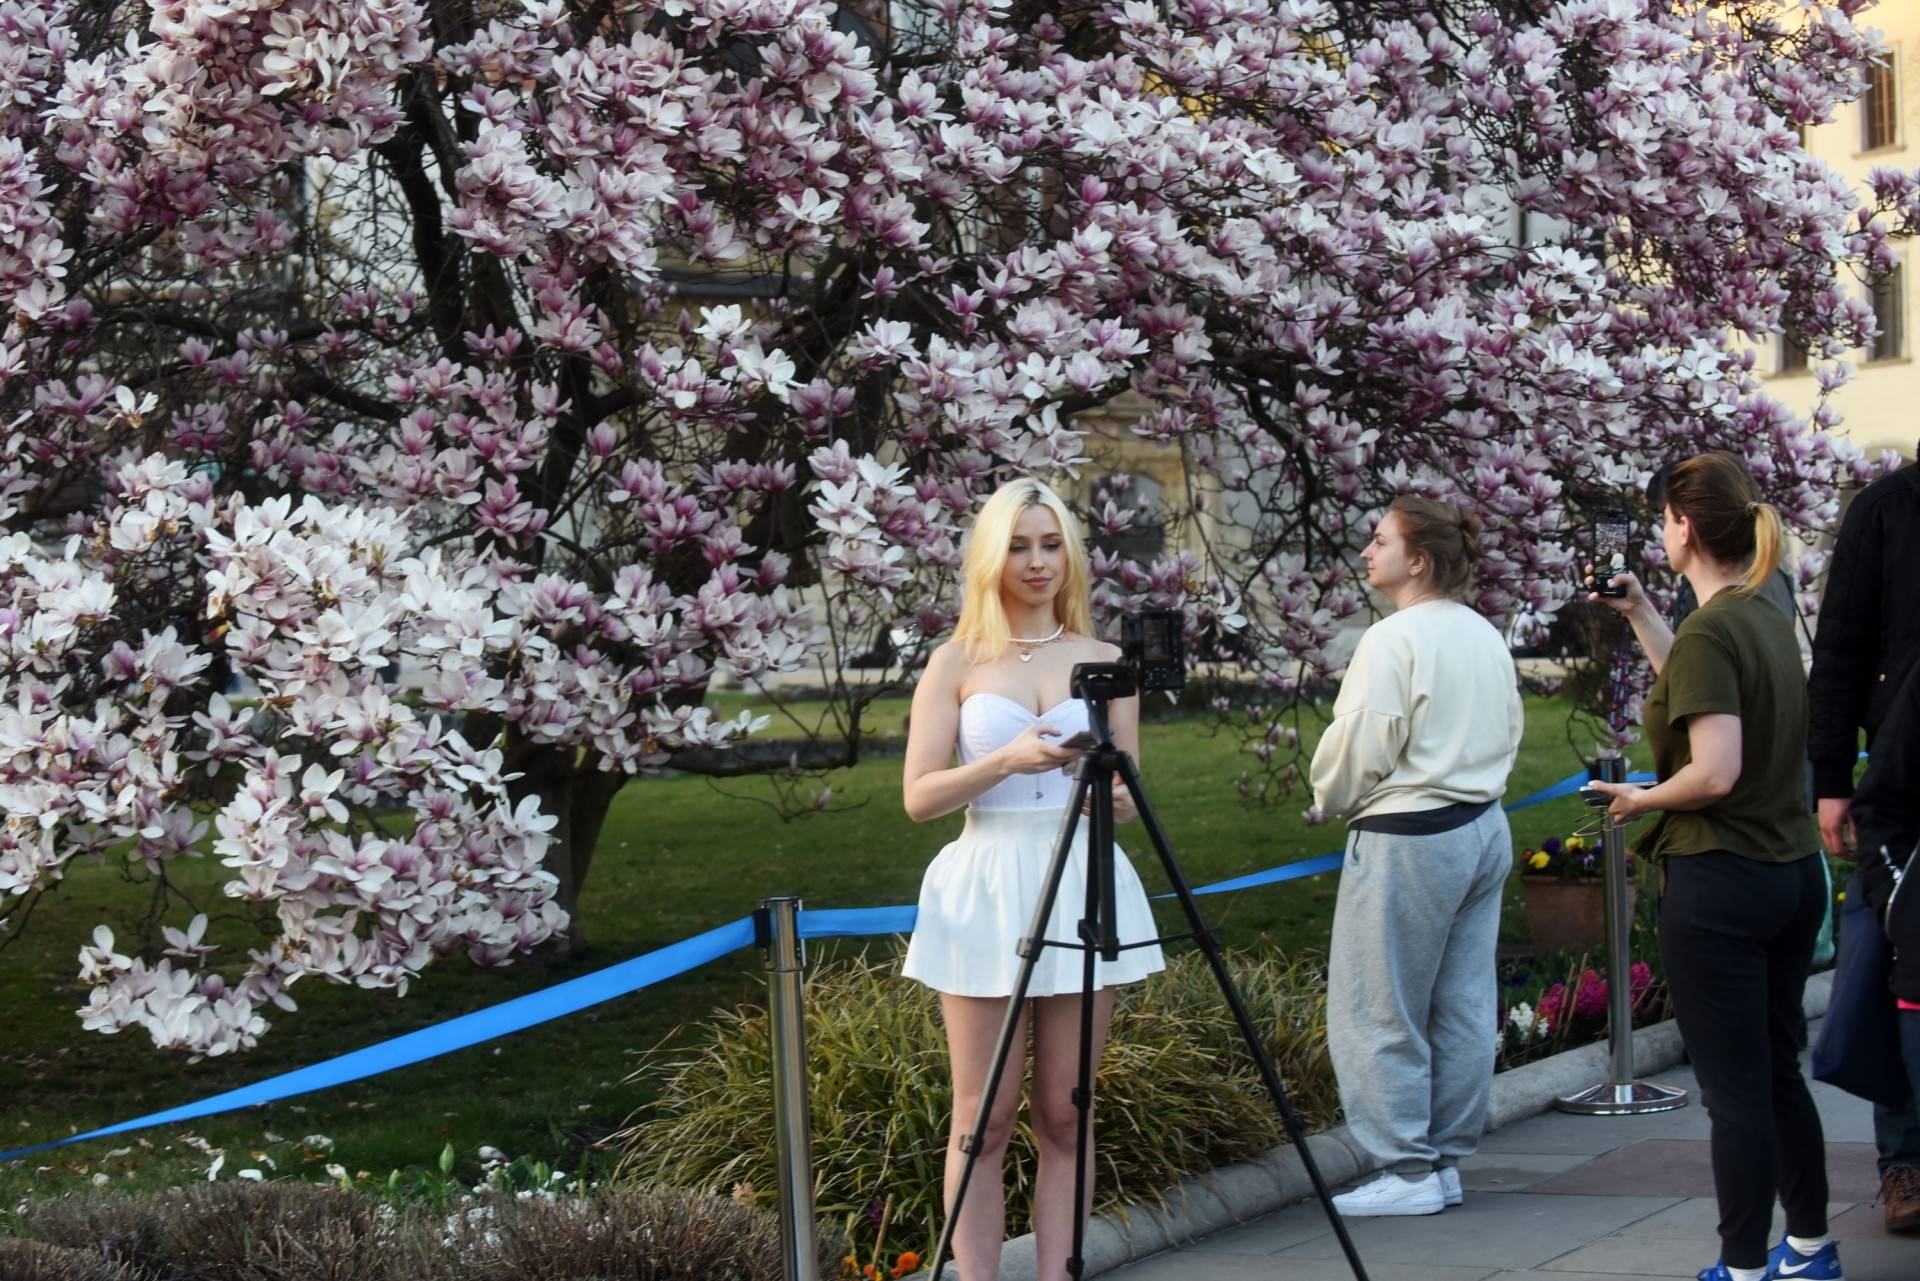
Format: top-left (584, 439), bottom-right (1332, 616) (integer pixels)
top-left (1852, 661), bottom-right (1920, 1234)
top-left (1810, 460), bottom-right (1920, 834)
top-left (1806, 456), bottom-right (1920, 1229)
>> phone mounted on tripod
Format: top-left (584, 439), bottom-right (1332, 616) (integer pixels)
top-left (1070, 608), bottom-right (1186, 702)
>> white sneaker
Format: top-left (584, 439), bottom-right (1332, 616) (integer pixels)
top-left (1438, 1166), bottom-right (1462, 1207)
top-left (1332, 1171), bottom-right (1445, 1218)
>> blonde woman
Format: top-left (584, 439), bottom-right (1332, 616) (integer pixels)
top-left (902, 477), bottom-right (1165, 1281)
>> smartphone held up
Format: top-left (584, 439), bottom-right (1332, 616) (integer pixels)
top-left (1590, 510), bottom-right (1631, 599)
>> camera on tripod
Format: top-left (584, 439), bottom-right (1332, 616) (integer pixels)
top-left (1070, 608), bottom-right (1186, 702)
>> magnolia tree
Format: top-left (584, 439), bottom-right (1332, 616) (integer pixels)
top-left (0, 0), bottom-right (1909, 1055)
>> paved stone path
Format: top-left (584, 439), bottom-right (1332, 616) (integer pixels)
top-left (1102, 1060), bottom-right (1916, 1281)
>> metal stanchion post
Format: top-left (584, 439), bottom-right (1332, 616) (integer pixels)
top-left (1555, 756), bottom-right (1689, 1115)
top-left (758, 896), bottom-right (820, 1281)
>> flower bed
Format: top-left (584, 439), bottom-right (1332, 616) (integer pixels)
top-left (1497, 944), bottom-right (1669, 1071)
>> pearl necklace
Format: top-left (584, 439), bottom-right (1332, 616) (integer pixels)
top-left (1010, 622), bottom-right (1065, 662)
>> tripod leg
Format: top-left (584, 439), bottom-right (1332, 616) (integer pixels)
top-left (1066, 762), bottom-right (1111, 1279)
top-left (928, 776), bottom-right (1094, 1281)
top-left (1114, 753), bottom-right (1373, 1281)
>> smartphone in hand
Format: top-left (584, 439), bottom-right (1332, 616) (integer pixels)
top-left (1590, 510), bottom-right (1631, 599)
top-left (1056, 730), bottom-right (1096, 751)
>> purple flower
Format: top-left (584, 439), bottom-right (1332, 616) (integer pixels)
top-left (1574, 971), bottom-right (1609, 1020)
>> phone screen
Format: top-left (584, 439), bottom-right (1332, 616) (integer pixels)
top-left (1593, 511), bottom-right (1631, 598)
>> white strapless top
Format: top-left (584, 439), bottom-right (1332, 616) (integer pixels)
top-left (960, 692), bottom-right (1090, 812)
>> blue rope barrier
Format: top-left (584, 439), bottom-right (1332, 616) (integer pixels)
top-left (797, 905), bottom-right (917, 939)
top-left (0, 916), bottom-right (759, 1165)
top-left (1503, 768), bottom-right (1656, 811)
top-left (1158, 767), bottom-right (1655, 899)
top-left (0, 763), bottom-right (1642, 1164)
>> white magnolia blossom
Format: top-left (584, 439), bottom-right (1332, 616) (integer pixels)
top-left (0, 466), bottom-right (784, 1056)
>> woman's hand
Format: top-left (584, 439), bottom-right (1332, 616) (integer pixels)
top-left (1083, 775), bottom-right (1139, 824)
top-left (995, 724), bottom-right (1084, 775)
top-left (1583, 565), bottom-right (1651, 617)
top-left (1585, 780), bottom-right (1651, 823)
top-left (1581, 565), bottom-right (1676, 673)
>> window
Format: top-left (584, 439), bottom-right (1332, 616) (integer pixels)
top-left (1091, 472), bottom-right (1166, 564)
top-left (1870, 266), bottom-right (1903, 363)
top-left (1864, 57), bottom-right (1898, 151)
top-left (1779, 330), bottom-right (1809, 374)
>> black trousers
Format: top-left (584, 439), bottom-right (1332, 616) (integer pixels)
top-left (1661, 851), bottom-right (1830, 1268)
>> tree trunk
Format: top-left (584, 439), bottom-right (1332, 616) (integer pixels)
top-left (502, 733), bottom-right (627, 956)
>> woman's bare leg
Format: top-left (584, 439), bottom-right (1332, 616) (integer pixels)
top-left (940, 993), bottom-right (1030, 1281)
top-left (1028, 987), bottom-right (1117, 1281)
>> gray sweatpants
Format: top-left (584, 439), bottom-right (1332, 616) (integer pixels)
top-left (1327, 805), bottom-right (1511, 1177)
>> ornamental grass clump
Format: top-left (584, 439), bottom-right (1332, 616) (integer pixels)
top-left (5, 1181), bottom-right (813, 1280)
top-left (0, 1240), bottom-right (143, 1281)
top-left (616, 946), bottom-right (1336, 1266)
top-left (13, 1182), bottom-right (417, 1281)
top-left (452, 1183), bottom-right (832, 1281)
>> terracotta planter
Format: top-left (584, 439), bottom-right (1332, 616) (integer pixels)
top-left (1519, 875), bottom-right (1622, 955)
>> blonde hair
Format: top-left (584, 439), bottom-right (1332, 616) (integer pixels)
top-left (951, 478), bottom-right (1094, 664)
top-left (1663, 452), bottom-right (1788, 595)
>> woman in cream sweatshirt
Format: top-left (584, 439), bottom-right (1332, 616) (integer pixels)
top-left (1310, 496), bottom-right (1524, 1218)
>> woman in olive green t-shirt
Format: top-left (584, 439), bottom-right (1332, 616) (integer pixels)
top-left (1585, 453), bottom-right (1832, 1281)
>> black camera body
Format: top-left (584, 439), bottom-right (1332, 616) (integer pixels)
top-left (1070, 609), bottom-right (1186, 702)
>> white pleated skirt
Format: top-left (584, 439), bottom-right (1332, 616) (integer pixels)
top-left (902, 807), bottom-right (1167, 998)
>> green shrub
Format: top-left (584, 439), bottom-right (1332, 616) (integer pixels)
top-left (615, 945), bottom-right (1336, 1271)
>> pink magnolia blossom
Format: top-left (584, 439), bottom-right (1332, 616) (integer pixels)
top-left (0, 0), bottom-right (1905, 1052)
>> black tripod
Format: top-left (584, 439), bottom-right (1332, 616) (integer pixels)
top-left (927, 664), bottom-right (1370, 1281)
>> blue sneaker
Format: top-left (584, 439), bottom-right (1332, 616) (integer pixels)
top-left (1766, 1238), bottom-right (1843, 1280)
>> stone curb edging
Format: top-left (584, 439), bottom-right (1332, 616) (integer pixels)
top-left (909, 970), bottom-right (1833, 1281)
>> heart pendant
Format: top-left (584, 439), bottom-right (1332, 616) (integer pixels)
top-left (1018, 651), bottom-right (1033, 662)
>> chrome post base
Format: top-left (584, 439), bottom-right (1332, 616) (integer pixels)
top-left (1553, 1079), bottom-right (1690, 1115)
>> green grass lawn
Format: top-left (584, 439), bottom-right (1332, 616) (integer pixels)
top-left (0, 695), bottom-right (1611, 1209)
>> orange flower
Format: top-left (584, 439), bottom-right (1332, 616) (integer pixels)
top-left (863, 1266), bottom-right (879, 1280)
top-left (896, 1252), bottom-right (921, 1270)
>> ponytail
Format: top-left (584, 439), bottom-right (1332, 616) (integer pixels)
top-left (1743, 501), bottom-right (1785, 596)
top-left (1664, 453), bottom-right (1792, 594)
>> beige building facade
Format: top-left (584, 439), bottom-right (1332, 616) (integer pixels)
top-left (1765, 7), bottom-right (1920, 462)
